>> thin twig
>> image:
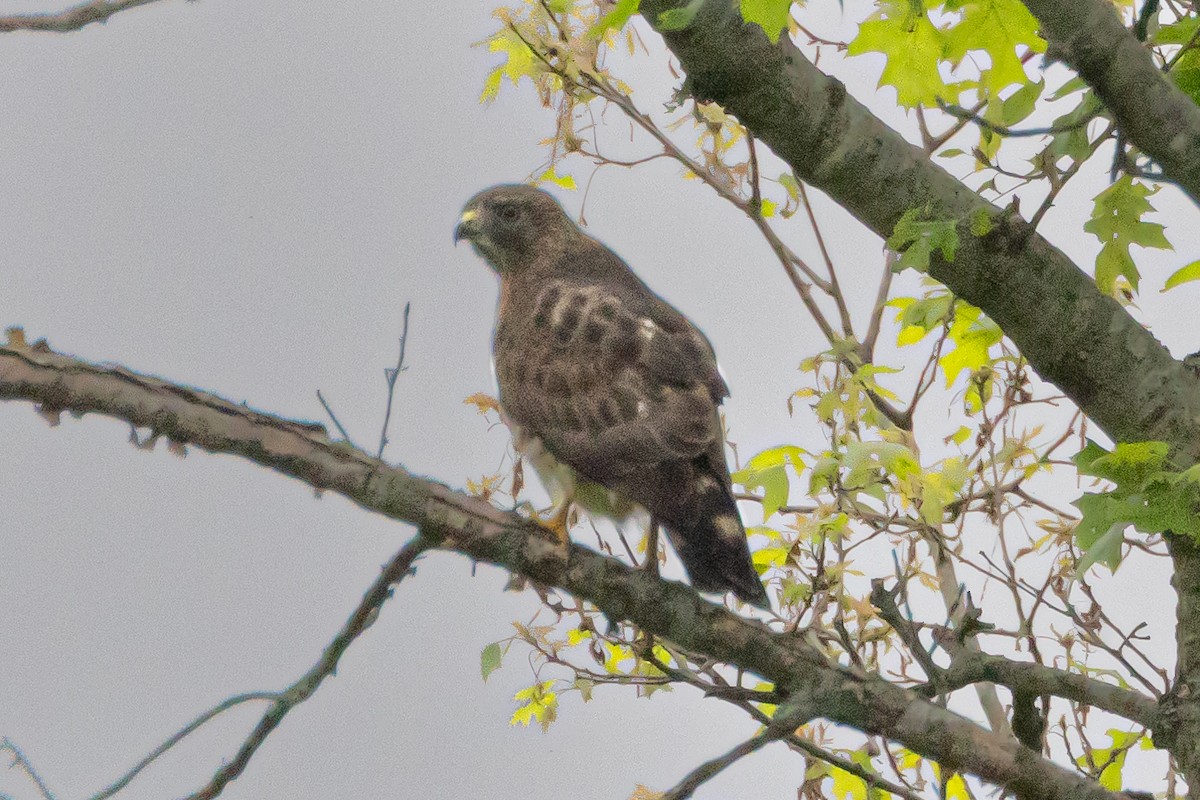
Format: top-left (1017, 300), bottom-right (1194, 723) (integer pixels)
top-left (0, 0), bottom-right (168, 32)
top-left (660, 733), bottom-right (775, 800)
top-left (378, 301), bottom-right (412, 460)
top-left (88, 693), bottom-right (278, 800)
top-left (861, 251), bottom-right (896, 359)
top-left (1029, 122), bottom-right (1117, 231)
top-left (1, 737), bottom-right (56, 800)
top-left (642, 652), bottom-right (924, 800)
top-left (937, 99), bottom-right (1099, 138)
top-left (747, 134), bottom-right (763, 213)
top-left (797, 181), bottom-right (855, 339)
top-left (316, 389), bottom-right (354, 444)
top-left (183, 537), bottom-right (429, 800)
top-left (871, 579), bottom-right (944, 688)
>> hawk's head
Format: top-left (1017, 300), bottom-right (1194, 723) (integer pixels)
top-left (454, 184), bottom-right (574, 273)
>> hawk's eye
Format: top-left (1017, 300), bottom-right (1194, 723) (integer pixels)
top-left (496, 203), bottom-right (520, 222)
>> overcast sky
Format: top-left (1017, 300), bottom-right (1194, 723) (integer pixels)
top-left (4, 1), bottom-right (1200, 798)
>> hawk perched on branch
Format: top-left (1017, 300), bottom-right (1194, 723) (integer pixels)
top-left (455, 184), bottom-right (769, 610)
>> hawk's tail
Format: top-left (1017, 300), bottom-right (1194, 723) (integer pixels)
top-left (663, 491), bottom-right (771, 611)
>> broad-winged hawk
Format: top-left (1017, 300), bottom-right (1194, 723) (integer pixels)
top-left (455, 184), bottom-right (769, 609)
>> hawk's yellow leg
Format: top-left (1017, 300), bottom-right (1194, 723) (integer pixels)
top-left (535, 501), bottom-right (573, 545)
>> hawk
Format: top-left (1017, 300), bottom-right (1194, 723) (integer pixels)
top-left (455, 184), bottom-right (769, 610)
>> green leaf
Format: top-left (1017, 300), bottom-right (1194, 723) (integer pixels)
top-left (1084, 176), bottom-right (1173, 294)
top-left (1048, 92), bottom-right (1101, 161)
top-left (779, 171), bottom-right (800, 201)
top-left (1164, 259), bottom-right (1200, 291)
top-left (1049, 75), bottom-right (1088, 100)
top-left (658, 0), bottom-right (704, 30)
top-left (1000, 79), bottom-right (1043, 126)
top-left (1171, 48), bottom-right (1200, 106)
top-left (893, 292), bottom-right (954, 332)
top-left (1071, 440), bottom-right (1200, 570)
top-left (844, 441), bottom-right (921, 486)
top-left (481, 642), bottom-right (503, 682)
top-left (741, 0), bottom-right (792, 43)
top-left (1076, 439), bottom-right (1170, 487)
top-left (1072, 497), bottom-right (1127, 573)
top-left (732, 445), bottom-right (806, 519)
top-left (1153, 16), bottom-right (1200, 45)
top-left (887, 207), bottom-right (960, 272)
top-left (573, 677), bottom-right (595, 702)
top-left (588, 0), bottom-right (639, 37)
top-left (942, 0), bottom-right (1045, 94)
top-left (848, 1), bottom-right (951, 108)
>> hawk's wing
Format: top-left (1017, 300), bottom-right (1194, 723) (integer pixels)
top-left (494, 273), bottom-right (770, 608)
top-left (495, 277), bottom-right (727, 484)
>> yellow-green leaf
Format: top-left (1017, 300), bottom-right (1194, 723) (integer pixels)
top-left (741, 0), bottom-right (792, 43)
top-left (536, 167), bottom-right (577, 190)
top-left (589, 0), bottom-right (639, 37)
top-left (732, 445), bottom-right (806, 519)
top-left (848, 2), bottom-right (951, 108)
top-left (942, 0), bottom-right (1045, 94)
top-left (511, 680), bottom-right (559, 731)
top-left (1163, 259), bottom-right (1200, 292)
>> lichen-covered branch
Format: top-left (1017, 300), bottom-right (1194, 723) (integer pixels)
top-left (928, 648), bottom-right (1159, 729)
top-left (0, 340), bottom-right (1149, 799)
top-left (0, 0), bottom-right (171, 33)
top-left (1018, 0), bottom-right (1200, 206)
top-left (639, 0), bottom-right (1200, 461)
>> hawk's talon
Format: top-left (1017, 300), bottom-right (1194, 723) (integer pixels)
top-left (531, 503), bottom-right (573, 564)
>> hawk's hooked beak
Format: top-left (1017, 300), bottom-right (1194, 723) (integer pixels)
top-left (454, 208), bottom-right (481, 245)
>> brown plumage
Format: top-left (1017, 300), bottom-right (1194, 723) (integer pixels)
top-left (455, 184), bottom-right (769, 609)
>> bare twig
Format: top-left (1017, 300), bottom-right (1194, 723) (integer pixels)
top-left (660, 732), bottom-right (775, 800)
top-left (937, 99), bottom-right (1100, 138)
top-left (88, 693), bottom-right (278, 800)
top-left (377, 301), bottom-right (412, 460)
top-left (871, 579), bottom-right (944, 688)
top-left (861, 251), bottom-right (896, 360)
top-left (746, 134), bottom-right (763, 213)
top-left (797, 181), bottom-right (855, 339)
top-left (183, 537), bottom-right (429, 800)
top-left (1, 737), bottom-right (56, 800)
top-left (316, 389), bottom-right (354, 444)
top-left (0, 0), bottom-right (169, 33)
top-left (642, 652), bottom-right (926, 800)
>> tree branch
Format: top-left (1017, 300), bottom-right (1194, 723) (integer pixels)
top-left (928, 647), bottom-right (1160, 729)
top-left (0, 340), bottom-right (1145, 800)
top-left (638, 0), bottom-right (1200, 459)
top-left (1017, 0), bottom-right (1200, 205)
top-left (185, 537), bottom-right (428, 799)
top-left (0, 0), bottom-right (171, 33)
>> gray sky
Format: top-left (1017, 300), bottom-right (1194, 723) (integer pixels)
top-left (3, 1), bottom-right (1199, 798)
